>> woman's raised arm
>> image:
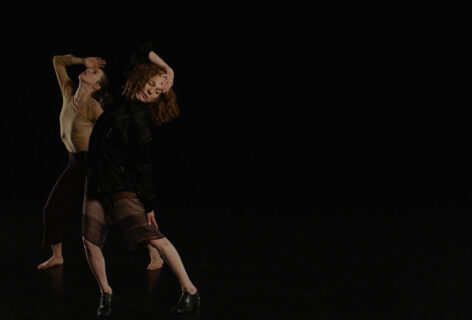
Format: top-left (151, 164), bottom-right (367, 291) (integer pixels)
top-left (52, 55), bottom-right (106, 98)
top-left (148, 51), bottom-right (174, 93)
top-left (52, 54), bottom-right (84, 97)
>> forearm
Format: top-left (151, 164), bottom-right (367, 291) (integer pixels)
top-left (53, 54), bottom-right (84, 95)
top-left (52, 54), bottom-right (84, 68)
top-left (148, 51), bottom-right (172, 71)
top-left (69, 55), bottom-right (85, 65)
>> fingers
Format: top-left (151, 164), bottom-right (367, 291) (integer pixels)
top-left (162, 78), bottom-right (173, 93)
top-left (157, 71), bottom-right (174, 93)
top-left (164, 83), bottom-right (173, 93)
top-left (162, 73), bottom-right (173, 82)
top-left (147, 213), bottom-right (158, 229)
top-left (84, 57), bottom-right (106, 70)
top-left (152, 216), bottom-right (159, 230)
top-left (96, 59), bottom-right (106, 69)
top-left (92, 57), bottom-right (107, 69)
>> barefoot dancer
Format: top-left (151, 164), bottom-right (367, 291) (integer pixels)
top-left (82, 46), bottom-right (199, 318)
top-left (38, 53), bottom-right (163, 270)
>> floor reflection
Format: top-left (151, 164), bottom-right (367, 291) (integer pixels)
top-left (45, 264), bottom-right (64, 295)
top-left (146, 267), bottom-right (162, 294)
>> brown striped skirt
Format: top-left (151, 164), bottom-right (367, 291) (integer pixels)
top-left (82, 191), bottom-right (165, 250)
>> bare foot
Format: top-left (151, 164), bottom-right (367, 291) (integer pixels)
top-left (147, 254), bottom-right (164, 270)
top-left (38, 256), bottom-right (64, 270)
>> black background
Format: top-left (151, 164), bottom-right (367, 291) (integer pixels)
top-left (1, 3), bottom-right (471, 319)
top-left (0, 4), bottom-right (468, 199)
top-left (0, 4), bottom-right (318, 197)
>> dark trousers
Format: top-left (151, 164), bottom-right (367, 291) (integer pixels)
top-left (42, 152), bottom-right (86, 245)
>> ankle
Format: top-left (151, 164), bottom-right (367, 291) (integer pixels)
top-left (149, 250), bottom-right (160, 258)
top-left (101, 288), bottom-right (113, 295)
top-left (184, 287), bottom-right (198, 295)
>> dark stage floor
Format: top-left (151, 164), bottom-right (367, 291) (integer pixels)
top-left (2, 185), bottom-right (472, 319)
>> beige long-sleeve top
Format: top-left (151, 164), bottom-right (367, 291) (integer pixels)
top-left (53, 54), bottom-right (103, 153)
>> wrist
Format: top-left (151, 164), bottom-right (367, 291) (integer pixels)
top-left (70, 55), bottom-right (84, 65)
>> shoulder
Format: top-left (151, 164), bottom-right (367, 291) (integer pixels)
top-left (89, 99), bottom-right (104, 113)
top-left (89, 99), bottom-right (102, 109)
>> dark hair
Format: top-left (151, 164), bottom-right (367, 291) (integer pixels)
top-left (123, 63), bottom-right (180, 126)
top-left (91, 73), bottom-right (113, 109)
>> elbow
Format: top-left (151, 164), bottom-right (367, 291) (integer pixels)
top-left (52, 55), bottom-right (63, 66)
top-left (52, 54), bottom-right (72, 66)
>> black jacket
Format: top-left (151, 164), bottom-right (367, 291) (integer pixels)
top-left (86, 99), bottom-right (156, 213)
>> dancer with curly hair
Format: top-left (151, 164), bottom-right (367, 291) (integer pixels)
top-left (82, 45), bottom-right (199, 318)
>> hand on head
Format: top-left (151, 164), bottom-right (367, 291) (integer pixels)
top-left (146, 211), bottom-right (159, 230)
top-left (161, 69), bottom-right (174, 93)
top-left (84, 57), bottom-right (106, 69)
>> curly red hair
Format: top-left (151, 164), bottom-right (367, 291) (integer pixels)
top-left (123, 63), bottom-right (180, 126)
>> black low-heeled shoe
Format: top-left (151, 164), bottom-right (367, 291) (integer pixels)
top-left (170, 290), bottom-right (200, 314)
top-left (97, 292), bottom-right (113, 318)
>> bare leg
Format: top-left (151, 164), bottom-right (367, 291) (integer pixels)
top-left (38, 242), bottom-right (64, 270)
top-left (82, 237), bottom-right (112, 294)
top-left (146, 244), bottom-right (164, 270)
top-left (148, 238), bottom-right (197, 294)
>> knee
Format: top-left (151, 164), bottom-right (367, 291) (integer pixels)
top-left (82, 237), bottom-right (99, 255)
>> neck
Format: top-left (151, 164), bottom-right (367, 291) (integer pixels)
top-left (75, 82), bottom-right (94, 102)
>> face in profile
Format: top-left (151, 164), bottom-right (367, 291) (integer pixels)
top-left (136, 74), bottom-right (166, 103)
top-left (79, 68), bottom-right (105, 90)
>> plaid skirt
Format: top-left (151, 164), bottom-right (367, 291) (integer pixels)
top-left (82, 191), bottom-right (165, 250)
